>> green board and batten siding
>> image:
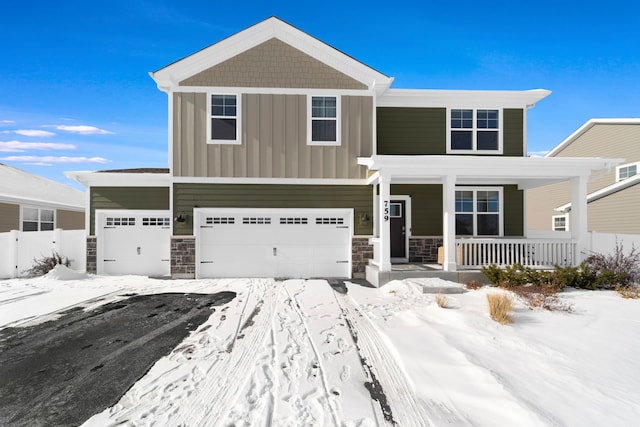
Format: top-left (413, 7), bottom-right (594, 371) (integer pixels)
top-left (173, 183), bottom-right (373, 236)
top-left (377, 107), bottom-right (523, 156)
top-left (89, 187), bottom-right (170, 234)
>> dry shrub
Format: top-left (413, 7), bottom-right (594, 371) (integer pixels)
top-left (615, 285), bottom-right (640, 299)
top-left (434, 294), bottom-right (448, 308)
top-left (465, 280), bottom-right (483, 290)
top-left (510, 279), bottom-right (572, 312)
top-left (487, 293), bottom-right (513, 324)
top-left (25, 251), bottom-right (71, 277)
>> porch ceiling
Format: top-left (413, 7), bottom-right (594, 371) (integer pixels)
top-left (359, 155), bottom-right (623, 190)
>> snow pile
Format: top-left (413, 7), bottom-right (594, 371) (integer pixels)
top-left (44, 264), bottom-right (89, 280)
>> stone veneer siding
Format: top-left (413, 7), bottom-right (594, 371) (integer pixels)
top-left (409, 237), bottom-right (443, 264)
top-left (352, 237), bottom-right (374, 275)
top-left (86, 237), bottom-right (97, 274)
top-left (171, 237), bottom-right (196, 279)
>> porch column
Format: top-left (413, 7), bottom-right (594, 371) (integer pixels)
top-left (378, 174), bottom-right (392, 272)
top-left (442, 174), bottom-right (457, 271)
top-left (570, 174), bottom-right (589, 263)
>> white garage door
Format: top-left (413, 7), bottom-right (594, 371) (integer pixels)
top-left (96, 210), bottom-right (171, 276)
top-left (195, 208), bottom-right (352, 279)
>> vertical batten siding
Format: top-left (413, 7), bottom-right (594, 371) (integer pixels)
top-left (173, 93), bottom-right (372, 179)
top-left (503, 109), bottom-right (524, 157)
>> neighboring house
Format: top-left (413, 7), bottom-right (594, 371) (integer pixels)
top-left (67, 17), bottom-right (618, 284)
top-left (527, 119), bottom-right (640, 234)
top-left (0, 163), bottom-right (84, 233)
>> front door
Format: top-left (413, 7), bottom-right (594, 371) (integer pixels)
top-left (390, 200), bottom-right (406, 259)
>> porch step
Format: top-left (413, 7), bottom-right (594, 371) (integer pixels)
top-left (405, 278), bottom-right (466, 294)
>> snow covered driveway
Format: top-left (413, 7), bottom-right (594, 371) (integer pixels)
top-left (2, 273), bottom-right (640, 426)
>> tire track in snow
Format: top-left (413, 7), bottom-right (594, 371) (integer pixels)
top-left (335, 290), bottom-right (470, 427)
top-left (179, 278), bottom-right (279, 426)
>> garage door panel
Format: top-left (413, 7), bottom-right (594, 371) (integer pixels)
top-left (196, 209), bottom-right (352, 279)
top-left (98, 211), bottom-right (171, 277)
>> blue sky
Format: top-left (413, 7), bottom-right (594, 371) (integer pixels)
top-left (1, 1), bottom-right (639, 189)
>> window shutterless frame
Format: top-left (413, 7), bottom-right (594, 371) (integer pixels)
top-left (454, 187), bottom-right (503, 236)
top-left (207, 93), bottom-right (241, 145)
top-left (20, 205), bottom-right (55, 232)
top-left (552, 214), bottom-right (569, 232)
top-left (616, 162), bottom-right (639, 182)
top-left (307, 95), bottom-right (341, 146)
top-left (446, 108), bottom-right (503, 154)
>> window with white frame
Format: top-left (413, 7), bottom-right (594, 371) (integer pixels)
top-left (616, 162), bottom-right (638, 181)
top-left (209, 94), bottom-right (240, 144)
top-left (308, 96), bottom-right (340, 145)
top-left (448, 108), bottom-right (501, 153)
top-left (22, 206), bottom-right (55, 231)
top-left (455, 188), bottom-right (502, 236)
top-left (552, 215), bottom-right (568, 231)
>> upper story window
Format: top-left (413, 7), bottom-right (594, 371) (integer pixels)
top-left (308, 96), bottom-right (340, 145)
top-left (209, 94), bottom-right (240, 144)
top-left (22, 206), bottom-right (54, 231)
top-left (448, 108), bottom-right (502, 154)
top-left (617, 162), bottom-right (638, 181)
top-left (455, 188), bottom-right (502, 236)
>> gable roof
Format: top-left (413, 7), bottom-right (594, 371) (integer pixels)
top-left (150, 16), bottom-right (393, 92)
top-left (0, 163), bottom-right (84, 210)
top-left (547, 118), bottom-right (640, 157)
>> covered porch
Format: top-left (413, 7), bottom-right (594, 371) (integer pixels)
top-left (358, 155), bottom-right (621, 286)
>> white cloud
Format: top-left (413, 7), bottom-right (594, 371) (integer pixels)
top-left (55, 125), bottom-right (113, 135)
top-left (13, 129), bottom-right (56, 137)
top-left (25, 162), bottom-right (53, 166)
top-left (0, 120), bottom-right (16, 125)
top-left (0, 141), bottom-right (75, 152)
top-left (0, 155), bottom-right (108, 164)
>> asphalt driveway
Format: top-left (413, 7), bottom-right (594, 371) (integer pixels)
top-left (0, 291), bottom-right (236, 427)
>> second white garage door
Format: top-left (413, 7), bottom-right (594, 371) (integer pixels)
top-left (195, 208), bottom-right (352, 279)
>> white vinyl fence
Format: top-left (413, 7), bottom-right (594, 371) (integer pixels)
top-left (0, 229), bottom-right (86, 279)
top-left (588, 231), bottom-right (640, 256)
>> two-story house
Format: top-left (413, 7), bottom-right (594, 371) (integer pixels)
top-left (527, 118), bottom-right (640, 234)
top-left (67, 17), bottom-right (619, 285)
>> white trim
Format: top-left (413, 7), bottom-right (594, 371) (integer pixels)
top-left (556, 174), bottom-right (640, 212)
top-left (171, 86), bottom-right (372, 96)
top-left (377, 89), bottom-right (551, 108)
top-left (616, 161), bottom-right (639, 182)
top-left (171, 176), bottom-right (367, 185)
top-left (307, 95), bottom-right (341, 146)
top-left (446, 108), bottom-right (503, 155)
top-left (65, 172), bottom-right (170, 188)
top-left (207, 92), bottom-right (241, 145)
top-left (168, 92), bottom-right (174, 176)
top-left (552, 214), bottom-right (569, 231)
top-left (455, 187), bottom-right (504, 237)
top-left (0, 194), bottom-right (84, 211)
top-left (546, 118), bottom-right (640, 158)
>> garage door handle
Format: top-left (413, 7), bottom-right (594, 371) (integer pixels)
top-left (336, 226), bottom-right (349, 229)
top-left (273, 247), bottom-right (277, 256)
top-left (104, 259), bottom-right (116, 262)
top-left (137, 247), bottom-right (141, 255)
top-left (336, 260), bottom-right (349, 263)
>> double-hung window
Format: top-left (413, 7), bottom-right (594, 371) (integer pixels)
top-left (448, 108), bottom-right (501, 153)
top-left (616, 162), bottom-right (638, 181)
top-left (209, 94), bottom-right (240, 144)
top-left (552, 215), bottom-right (568, 231)
top-left (308, 96), bottom-right (340, 145)
top-left (22, 206), bottom-right (55, 231)
top-left (455, 188), bottom-right (502, 236)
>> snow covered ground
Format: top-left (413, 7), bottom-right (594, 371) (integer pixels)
top-left (1, 270), bottom-right (639, 426)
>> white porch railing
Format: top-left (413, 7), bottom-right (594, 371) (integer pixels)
top-left (456, 238), bottom-right (577, 270)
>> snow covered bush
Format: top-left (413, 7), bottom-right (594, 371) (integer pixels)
top-left (25, 251), bottom-right (71, 277)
